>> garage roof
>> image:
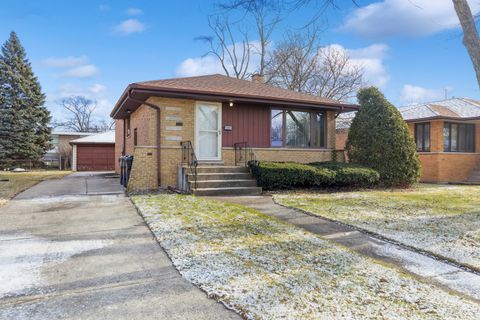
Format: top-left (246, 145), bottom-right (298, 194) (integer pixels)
top-left (70, 131), bottom-right (115, 145)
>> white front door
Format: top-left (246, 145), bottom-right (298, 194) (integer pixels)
top-left (195, 102), bottom-right (222, 161)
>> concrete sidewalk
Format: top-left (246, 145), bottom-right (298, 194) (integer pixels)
top-left (213, 195), bottom-right (480, 302)
top-left (0, 173), bottom-right (239, 320)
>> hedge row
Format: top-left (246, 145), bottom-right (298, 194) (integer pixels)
top-left (249, 161), bottom-right (379, 190)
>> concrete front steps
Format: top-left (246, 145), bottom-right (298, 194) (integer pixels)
top-left (188, 165), bottom-right (262, 196)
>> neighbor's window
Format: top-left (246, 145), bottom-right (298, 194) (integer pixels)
top-left (444, 122), bottom-right (475, 152)
top-left (271, 109), bottom-right (326, 148)
top-left (133, 128), bottom-right (138, 146)
top-left (415, 122), bottom-right (430, 152)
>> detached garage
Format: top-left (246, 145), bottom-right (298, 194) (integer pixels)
top-left (71, 131), bottom-right (116, 171)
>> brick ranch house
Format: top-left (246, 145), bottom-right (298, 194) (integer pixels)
top-left (110, 74), bottom-right (357, 194)
top-left (336, 98), bottom-right (480, 183)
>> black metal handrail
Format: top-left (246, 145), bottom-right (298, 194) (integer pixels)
top-left (180, 141), bottom-right (198, 190)
top-left (234, 142), bottom-right (257, 167)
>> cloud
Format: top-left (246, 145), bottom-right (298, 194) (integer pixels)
top-left (340, 0), bottom-right (480, 38)
top-left (42, 55), bottom-right (88, 68)
top-left (42, 55), bottom-right (99, 79)
top-left (176, 41), bottom-right (261, 77)
top-left (48, 83), bottom-right (112, 121)
top-left (400, 84), bottom-right (449, 105)
top-left (113, 19), bottom-right (145, 35)
top-left (126, 8), bottom-right (142, 16)
top-left (322, 43), bottom-right (390, 87)
top-left (63, 65), bottom-right (99, 78)
top-left (90, 83), bottom-right (107, 94)
top-left (176, 56), bottom-right (226, 77)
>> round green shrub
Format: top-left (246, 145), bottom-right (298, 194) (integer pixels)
top-left (346, 87), bottom-right (420, 187)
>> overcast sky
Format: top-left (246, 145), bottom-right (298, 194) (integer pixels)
top-left (1, 0), bottom-right (479, 122)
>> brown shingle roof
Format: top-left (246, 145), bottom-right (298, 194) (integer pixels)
top-left (111, 74), bottom-right (357, 118)
top-left (136, 74), bottom-right (348, 106)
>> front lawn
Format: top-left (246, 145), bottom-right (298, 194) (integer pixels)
top-left (132, 194), bottom-right (480, 319)
top-left (274, 184), bottom-right (480, 271)
top-left (0, 171), bottom-right (70, 206)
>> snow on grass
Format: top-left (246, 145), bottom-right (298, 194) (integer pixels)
top-left (274, 185), bottom-right (480, 270)
top-left (132, 194), bottom-right (480, 320)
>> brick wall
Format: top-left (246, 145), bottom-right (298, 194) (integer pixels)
top-left (127, 146), bottom-right (158, 192)
top-left (336, 128), bottom-right (348, 150)
top-left (117, 97), bottom-right (341, 190)
top-left (408, 120), bottom-right (480, 182)
top-left (114, 119), bottom-right (123, 173)
top-left (222, 147), bottom-right (335, 166)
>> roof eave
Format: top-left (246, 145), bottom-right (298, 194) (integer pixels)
top-left (405, 115), bottom-right (480, 122)
top-left (110, 83), bottom-right (358, 119)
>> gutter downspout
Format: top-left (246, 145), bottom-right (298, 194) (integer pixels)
top-left (122, 119), bottom-right (126, 155)
top-left (127, 90), bottom-right (162, 186)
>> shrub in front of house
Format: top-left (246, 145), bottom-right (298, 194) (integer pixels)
top-left (310, 162), bottom-right (380, 187)
top-left (346, 87), bottom-right (420, 187)
top-left (249, 161), bottom-right (379, 190)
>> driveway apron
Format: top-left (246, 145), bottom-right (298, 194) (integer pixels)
top-left (0, 172), bottom-right (239, 320)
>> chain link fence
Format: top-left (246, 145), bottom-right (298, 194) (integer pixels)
top-left (0, 159), bottom-right (62, 171)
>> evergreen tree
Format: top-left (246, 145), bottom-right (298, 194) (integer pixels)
top-left (346, 87), bottom-right (420, 187)
top-left (0, 31), bottom-right (51, 160)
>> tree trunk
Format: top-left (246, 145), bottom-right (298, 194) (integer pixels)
top-left (453, 0), bottom-right (480, 88)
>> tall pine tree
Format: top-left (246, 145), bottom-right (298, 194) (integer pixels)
top-left (0, 31), bottom-right (51, 160)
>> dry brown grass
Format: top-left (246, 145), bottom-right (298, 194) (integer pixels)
top-left (0, 171), bottom-right (71, 206)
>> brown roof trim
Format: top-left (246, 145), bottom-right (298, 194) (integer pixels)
top-left (111, 83), bottom-right (358, 119)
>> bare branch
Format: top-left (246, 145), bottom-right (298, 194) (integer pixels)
top-left (265, 30), bottom-right (364, 101)
top-left (54, 96), bottom-right (104, 132)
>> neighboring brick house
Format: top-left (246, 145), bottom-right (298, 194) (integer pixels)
top-left (43, 131), bottom-right (94, 169)
top-left (110, 74), bottom-right (357, 194)
top-left (336, 98), bottom-right (480, 183)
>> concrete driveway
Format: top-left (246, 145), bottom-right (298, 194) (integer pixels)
top-left (0, 172), bottom-right (239, 320)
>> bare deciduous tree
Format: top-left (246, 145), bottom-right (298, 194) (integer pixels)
top-left (224, 0), bottom-right (282, 76)
top-left (453, 0), bottom-right (480, 88)
top-left (53, 96), bottom-right (112, 132)
top-left (265, 29), bottom-right (320, 90)
top-left (200, 0), bottom-right (283, 78)
top-left (313, 46), bottom-right (364, 101)
top-left (266, 31), bottom-right (364, 101)
top-left (197, 16), bottom-right (252, 79)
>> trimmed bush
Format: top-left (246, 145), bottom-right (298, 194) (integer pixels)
top-left (310, 162), bottom-right (380, 187)
top-left (346, 87), bottom-right (420, 187)
top-left (249, 161), bottom-right (379, 190)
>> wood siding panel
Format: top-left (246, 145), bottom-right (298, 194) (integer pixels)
top-left (222, 103), bottom-right (270, 147)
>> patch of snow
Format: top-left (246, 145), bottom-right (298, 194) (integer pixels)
top-left (375, 243), bottom-right (480, 299)
top-left (0, 233), bottom-right (111, 298)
